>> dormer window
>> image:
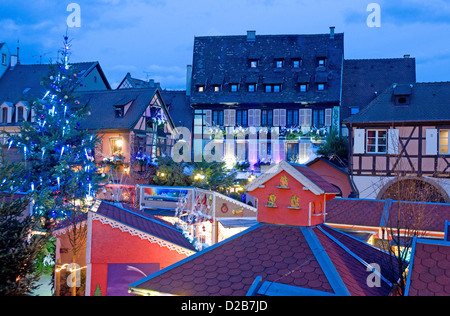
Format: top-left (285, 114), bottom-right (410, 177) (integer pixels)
top-left (248, 84), bottom-right (256, 92)
top-left (275, 59), bottom-right (283, 68)
top-left (292, 59), bottom-right (302, 68)
top-left (249, 59), bottom-right (259, 68)
top-left (265, 84), bottom-right (281, 93)
top-left (213, 85), bottom-right (221, 92)
top-left (197, 85), bottom-right (205, 93)
top-left (317, 58), bottom-right (327, 67)
top-left (395, 96), bottom-right (409, 105)
top-left (17, 107), bottom-right (24, 122)
top-left (299, 84), bottom-right (308, 92)
top-left (393, 84), bottom-right (412, 106)
top-left (317, 83), bottom-right (325, 91)
top-left (115, 106), bottom-right (124, 118)
top-left (230, 84), bottom-right (239, 92)
top-left (2, 108), bottom-right (7, 123)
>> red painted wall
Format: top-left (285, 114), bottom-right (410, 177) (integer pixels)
top-left (308, 159), bottom-right (353, 198)
top-left (89, 220), bottom-right (191, 296)
top-left (251, 170), bottom-right (335, 227)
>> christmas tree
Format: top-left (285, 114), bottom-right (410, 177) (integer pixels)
top-left (0, 160), bottom-right (49, 296)
top-left (6, 35), bottom-right (101, 221)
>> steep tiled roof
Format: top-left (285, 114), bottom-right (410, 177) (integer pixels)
top-left (341, 58), bottom-right (416, 120)
top-left (405, 239), bottom-right (450, 296)
top-left (289, 163), bottom-right (341, 195)
top-left (190, 32), bottom-right (344, 105)
top-left (326, 198), bottom-right (450, 234)
top-left (344, 82), bottom-right (450, 124)
top-left (94, 201), bottom-right (196, 252)
top-left (245, 161), bottom-right (341, 195)
top-left (0, 62), bottom-right (110, 104)
top-left (77, 88), bottom-right (159, 130)
top-left (161, 90), bottom-right (192, 130)
top-left (130, 223), bottom-right (395, 296)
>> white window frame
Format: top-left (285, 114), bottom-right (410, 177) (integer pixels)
top-left (366, 129), bottom-right (387, 154)
top-left (439, 129), bottom-right (449, 155)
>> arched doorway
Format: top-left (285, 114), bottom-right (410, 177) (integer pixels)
top-left (378, 177), bottom-right (449, 203)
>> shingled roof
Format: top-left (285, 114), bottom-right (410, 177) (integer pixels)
top-left (341, 58), bottom-right (416, 120)
top-left (326, 198), bottom-right (450, 235)
top-left (91, 201), bottom-right (197, 253)
top-left (343, 82), bottom-right (450, 124)
top-left (161, 90), bottom-right (192, 130)
top-left (405, 238), bottom-right (450, 296)
top-left (0, 62), bottom-right (111, 104)
top-left (129, 223), bottom-right (397, 296)
top-left (77, 87), bottom-right (171, 131)
top-left (245, 160), bottom-right (341, 195)
top-left (190, 31), bottom-right (344, 106)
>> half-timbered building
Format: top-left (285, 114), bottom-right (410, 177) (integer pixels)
top-left (77, 88), bottom-right (176, 174)
top-left (344, 82), bottom-right (450, 203)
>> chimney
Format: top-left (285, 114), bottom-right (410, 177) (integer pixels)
top-left (329, 26), bottom-right (335, 39)
top-left (404, 54), bottom-right (410, 58)
top-left (186, 65), bottom-right (192, 96)
top-left (247, 30), bottom-right (256, 42)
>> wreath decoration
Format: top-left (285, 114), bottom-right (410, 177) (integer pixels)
top-left (221, 204), bottom-right (229, 214)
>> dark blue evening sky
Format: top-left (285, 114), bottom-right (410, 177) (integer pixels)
top-left (1, 0), bottom-right (449, 89)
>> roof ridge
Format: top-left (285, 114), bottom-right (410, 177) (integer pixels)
top-left (317, 225), bottom-right (393, 287)
top-left (100, 201), bottom-right (180, 232)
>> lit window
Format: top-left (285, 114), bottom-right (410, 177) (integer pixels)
top-left (318, 58), bottom-right (326, 67)
top-left (292, 59), bottom-right (301, 68)
top-left (231, 84), bottom-right (238, 92)
top-left (197, 86), bottom-right (205, 92)
top-left (110, 138), bottom-right (124, 155)
top-left (350, 107), bottom-right (360, 115)
top-left (300, 84), bottom-right (308, 92)
top-left (275, 60), bottom-right (283, 68)
top-left (265, 85), bottom-right (281, 93)
top-left (366, 130), bottom-right (387, 154)
top-left (318, 83), bottom-right (325, 91)
top-left (248, 84), bottom-right (256, 92)
top-left (213, 85), bottom-right (220, 92)
top-left (440, 130), bottom-right (449, 154)
top-left (249, 60), bottom-right (259, 68)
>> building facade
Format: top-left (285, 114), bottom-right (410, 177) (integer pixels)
top-left (189, 29), bottom-right (344, 171)
top-left (344, 82), bottom-right (450, 203)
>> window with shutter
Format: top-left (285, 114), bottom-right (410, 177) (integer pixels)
top-left (273, 109), bottom-right (280, 127)
top-left (254, 109), bottom-right (261, 127)
top-left (205, 110), bottom-right (212, 126)
top-left (279, 109), bottom-right (286, 127)
top-left (387, 129), bottom-right (399, 155)
top-left (425, 129), bottom-right (438, 155)
top-left (325, 108), bottom-right (332, 126)
top-left (248, 109), bottom-right (255, 126)
top-left (353, 129), bottom-right (365, 154)
top-left (300, 109), bottom-right (312, 127)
